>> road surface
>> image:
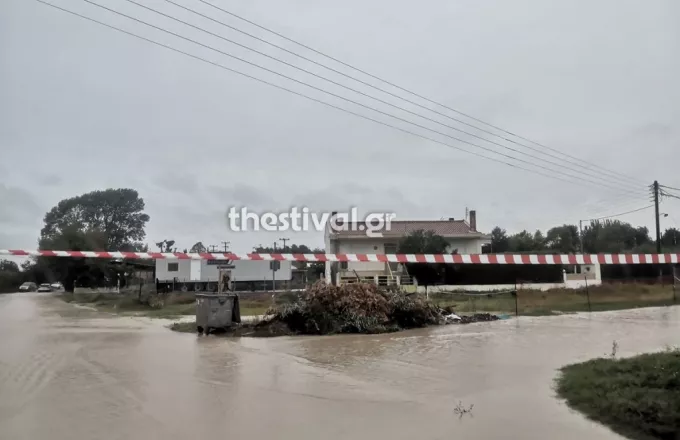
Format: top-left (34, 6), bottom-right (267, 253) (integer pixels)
top-left (1, 291), bottom-right (678, 439)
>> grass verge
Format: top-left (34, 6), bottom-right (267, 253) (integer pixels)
top-left (427, 283), bottom-right (678, 316)
top-left (555, 348), bottom-right (680, 440)
top-left (60, 291), bottom-right (282, 319)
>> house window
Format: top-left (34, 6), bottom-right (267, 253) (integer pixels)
top-left (340, 262), bottom-right (348, 270)
top-left (168, 262), bottom-right (179, 272)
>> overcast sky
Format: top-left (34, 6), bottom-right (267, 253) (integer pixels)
top-left (1, 0), bottom-right (679, 256)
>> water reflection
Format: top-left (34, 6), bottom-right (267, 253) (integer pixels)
top-left (0, 293), bottom-right (678, 440)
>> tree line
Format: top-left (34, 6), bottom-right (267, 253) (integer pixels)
top-left (1, 187), bottom-right (678, 292)
top-left (488, 222), bottom-right (679, 254)
top-left (0, 188), bottom-right (328, 292)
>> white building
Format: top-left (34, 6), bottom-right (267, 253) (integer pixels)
top-left (324, 210), bottom-right (491, 283)
top-left (156, 259), bottom-right (292, 283)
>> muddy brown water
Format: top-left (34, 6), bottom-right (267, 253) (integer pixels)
top-left (0, 292), bottom-right (678, 440)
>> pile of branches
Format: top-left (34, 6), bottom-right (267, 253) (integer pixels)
top-left (258, 282), bottom-right (443, 335)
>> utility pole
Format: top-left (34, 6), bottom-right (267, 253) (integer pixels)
top-left (208, 244), bottom-right (218, 253)
top-left (579, 220), bottom-right (584, 253)
top-left (279, 237), bottom-right (289, 251)
top-left (221, 241), bottom-right (230, 253)
top-left (654, 180), bottom-right (661, 253)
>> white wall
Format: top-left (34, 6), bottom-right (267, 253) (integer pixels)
top-left (337, 240), bottom-right (387, 273)
top-left (201, 260), bottom-right (292, 282)
top-left (155, 260), bottom-right (192, 281)
top-left (156, 260), bottom-right (292, 282)
top-left (446, 237), bottom-right (490, 254)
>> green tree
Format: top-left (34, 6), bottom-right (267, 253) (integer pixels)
top-left (0, 260), bottom-right (19, 272)
top-left (398, 230), bottom-right (450, 286)
top-left (397, 229), bottom-right (450, 254)
top-left (490, 227), bottom-right (510, 252)
top-left (155, 240), bottom-right (176, 252)
top-left (0, 259), bottom-right (22, 293)
top-left (189, 241), bottom-right (207, 253)
top-left (582, 220), bottom-right (651, 253)
top-left (41, 189), bottom-right (149, 251)
top-left (545, 224), bottom-right (580, 253)
top-left (533, 230), bottom-right (546, 250)
top-left (37, 189), bottom-right (150, 291)
top-left (508, 230), bottom-right (540, 252)
top-left (662, 228), bottom-right (680, 249)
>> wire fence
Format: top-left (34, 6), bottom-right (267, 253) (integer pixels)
top-left (424, 281), bottom-right (678, 317)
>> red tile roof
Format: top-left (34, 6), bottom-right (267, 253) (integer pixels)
top-left (329, 220), bottom-right (490, 239)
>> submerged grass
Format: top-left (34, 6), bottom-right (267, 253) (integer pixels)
top-left (60, 291), bottom-right (281, 319)
top-left (427, 283), bottom-right (677, 316)
top-left (555, 347), bottom-right (680, 440)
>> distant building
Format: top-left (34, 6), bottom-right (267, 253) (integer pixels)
top-left (324, 210), bottom-right (491, 284)
top-left (155, 259), bottom-right (292, 291)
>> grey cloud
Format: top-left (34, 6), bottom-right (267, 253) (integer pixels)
top-left (153, 175), bottom-right (199, 194)
top-left (213, 184), bottom-right (277, 209)
top-left (0, 184), bottom-right (43, 223)
top-left (38, 174), bottom-right (63, 187)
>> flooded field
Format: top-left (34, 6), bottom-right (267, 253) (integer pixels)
top-left (1, 292), bottom-right (678, 440)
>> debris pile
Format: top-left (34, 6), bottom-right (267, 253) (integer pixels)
top-left (457, 313), bottom-right (499, 324)
top-left (246, 282), bottom-right (500, 336)
top-left (255, 282), bottom-right (442, 335)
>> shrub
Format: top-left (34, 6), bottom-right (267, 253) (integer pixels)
top-left (259, 282), bottom-right (442, 335)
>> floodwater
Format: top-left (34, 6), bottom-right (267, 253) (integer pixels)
top-left (0, 293), bottom-right (678, 440)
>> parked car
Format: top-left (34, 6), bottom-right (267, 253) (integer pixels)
top-left (50, 282), bottom-right (64, 291)
top-left (37, 283), bottom-right (53, 292)
top-left (19, 282), bottom-right (38, 292)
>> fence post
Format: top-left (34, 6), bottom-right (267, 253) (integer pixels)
top-left (673, 282), bottom-right (676, 304)
top-left (584, 275), bottom-right (591, 312)
top-left (514, 280), bottom-right (519, 317)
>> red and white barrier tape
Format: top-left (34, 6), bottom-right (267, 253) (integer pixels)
top-left (1, 250), bottom-right (679, 264)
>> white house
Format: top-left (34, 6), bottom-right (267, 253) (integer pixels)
top-left (324, 210), bottom-right (491, 283)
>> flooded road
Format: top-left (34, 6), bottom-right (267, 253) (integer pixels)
top-left (0, 292), bottom-right (678, 440)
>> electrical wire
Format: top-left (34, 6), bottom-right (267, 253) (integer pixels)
top-left (661, 189), bottom-right (680, 201)
top-left (586, 197), bottom-right (654, 219)
top-left (580, 204), bottom-right (655, 222)
top-left (154, 0), bottom-right (645, 192)
top-left (194, 0), bottom-right (646, 186)
top-left (584, 191), bottom-right (654, 215)
top-left (32, 0), bottom-right (620, 192)
top-left (116, 0), bottom-right (646, 194)
top-left (660, 184), bottom-right (680, 192)
top-left (61, 0), bottom-right (647, 196)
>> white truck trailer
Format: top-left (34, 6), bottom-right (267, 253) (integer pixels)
top-left (155, 259), bottom-right (292, 292)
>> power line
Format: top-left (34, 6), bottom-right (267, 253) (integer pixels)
top-left (33, 0), bottom-right (614, 193)
top-left (581, 204), bottom-right (655, 222)
top-left (34, 0), bottom-right (644, 197)
top-left (661, 189), bottom-right (680, 201)
top-left (586, 196), bottom-right (653, 219)
top-left (119, 0), bottom-right (644, 194)
top-left (194, 0), bottom-right (646, 186)
top-left (660, 184), bottom-right (680, 192)
top-left (154, 0), bottom-right (645, 192)
top-left (63, 0), bottom-right (646, 196)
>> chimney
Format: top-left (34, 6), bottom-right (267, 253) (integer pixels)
top-left (328, 211), bottom-right (339, 233)
top-left (448, 217), bottom-right (455, 221)
top-left (469, 210), bottom-right (477, 232)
